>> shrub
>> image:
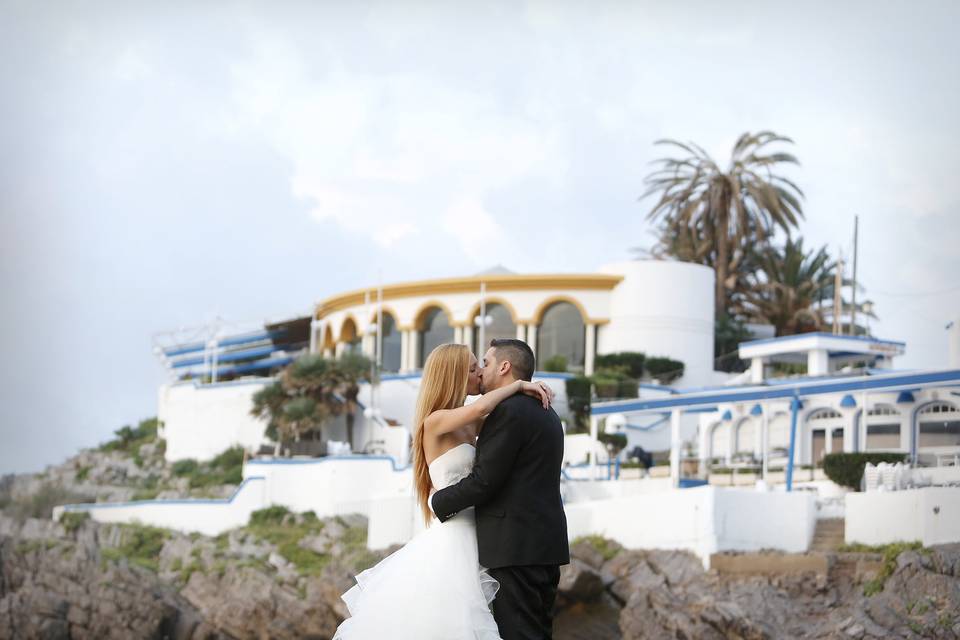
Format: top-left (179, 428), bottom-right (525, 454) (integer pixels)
top-left (645, 356), bottom-right (684, 383)
top-left (598, 432), bottom-right (628, 455)
top-left (565, 376), bottom-right (592, 432)
top-left (542, 355), bottom-right (568, 372)
top-left (59, 511), bottom-right (91, 533)
top-left (98, 417), bottom-right (159, 454)
top-left (823, 452), bottom-right (908, 491)
top-left (101, 523), bottom-right (171, 572)
top-left (595, 352), bottom-right (645, 379)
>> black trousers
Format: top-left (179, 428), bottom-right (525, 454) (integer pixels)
top-left (488, 565), bottom-right (561, 640)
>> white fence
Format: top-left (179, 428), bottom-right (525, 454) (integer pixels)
top-left (845, 487), bottom-right (960, 546)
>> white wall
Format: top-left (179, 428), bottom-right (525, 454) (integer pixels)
top-left (52, 477), bottom-right (269, 537)
top-left (598, 261), bottom-right (715, 386)
top-left (846, 487), bottom-right (960, 546)
top-left (159, 379), bottom-right (271, 462)
top-left (562, 485), bottom-right (814, 566)
top-left (244, 456), bottom-right (412, 520)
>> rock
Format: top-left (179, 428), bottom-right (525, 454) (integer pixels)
top-left (558, 559), bottom-right (605, 603)
top-left (844, 622), bottom-right (865, 637)
top-left (570, 539), bottom-right (613, 570)
top-left (603, 551), bottom-right (666, 604)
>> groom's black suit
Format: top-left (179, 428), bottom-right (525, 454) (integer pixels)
top-left (431, 393), bottom-right (569, 639)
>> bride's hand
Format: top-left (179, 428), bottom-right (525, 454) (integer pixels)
top-left (519, 380), bottom-right (554, 409)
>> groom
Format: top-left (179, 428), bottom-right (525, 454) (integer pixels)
top-left (430, 338), bottom-right (569, 639)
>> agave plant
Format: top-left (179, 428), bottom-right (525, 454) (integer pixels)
top-left (641, 131), bottom-right (805, 317)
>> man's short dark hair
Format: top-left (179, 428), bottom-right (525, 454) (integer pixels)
top-left (489, 338), bottom-right (535, 382)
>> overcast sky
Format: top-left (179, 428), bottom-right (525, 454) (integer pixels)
top-left (2, 1), bottom-right (959, 474)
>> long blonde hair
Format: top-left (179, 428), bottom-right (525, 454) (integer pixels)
top-left (412, 343), bottom-right (471, 526)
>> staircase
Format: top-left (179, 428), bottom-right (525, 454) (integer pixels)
top-left (811, 518), bottom-right (845, 552)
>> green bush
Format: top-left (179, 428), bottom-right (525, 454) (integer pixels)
top-left (101, 523), bottom-right (171, 572)
top-left (645, 356), bottom-right (684, 383)
top-left (170, 446), bottom-right (245, 489)
top-left (598, 432), bottom-right (628, 455)
top-left (542, 355), bottom-right (568, 372)
top-left (565, 376), bottom-right (593, 432)
top-left (99, 417), bottom-right (159, 454)
top-left (59, 511), bottom-right (91, 533)
top-left (595, 352), bottom-right (646, 378)
top-left (823, 452), bottom-right (908, 490)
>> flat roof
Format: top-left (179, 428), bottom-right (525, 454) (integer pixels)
top-left (739, 332), bottom-right (906, 360)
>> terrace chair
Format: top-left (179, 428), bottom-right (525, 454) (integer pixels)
top-left (862, 462), bottom-right (881, 492)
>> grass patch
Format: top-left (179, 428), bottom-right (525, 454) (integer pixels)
top-left (75, 465), bottom-right (91, 482)
top-left (244, 506), bottom-right (330, 576)
top-left (100, 523), bottom-right (171, 573)
top-left (171, 446), bottom-right (244, 489)
top-left (839, 541), bottom-right (927, 596)
top-left (572, 535), bottom-right (621, 561)
top-left (99, 417), bottom-right (159, 455)
top-left (3, 484), bottom-right (95, 520)
top-left (59, 511), bottom-right (91, 533)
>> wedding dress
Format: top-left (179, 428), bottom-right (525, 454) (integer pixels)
top-left (333, 442), bottom-right (502, 639)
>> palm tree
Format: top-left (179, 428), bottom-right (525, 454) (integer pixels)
top-left (642, 131), bottom-right (805, 317)
top-left (734, 238), bottom-right (835, 336)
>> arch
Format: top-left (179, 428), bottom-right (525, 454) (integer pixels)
top-left (537, 299), bottom-right (586, 370)
top-left (467, 297), bottom-right (519, 324)
top-left (321, 324), bottom-right (336, 351)
top-left (733, 417), bottom-right (756, 456)
top-left (531, 295), bottom-right (589, 325)
top-left (865, 402), bottom-right (902, 451)
top-left (470, 301), bottom-right (518, 354)
top-left (805, 407), bottom-right (845, 464)
top-left (338, 315), bottom-right (360, 342)
top-left (867, 403), bottom-right (900, 417)
top-left (366, 305), bottom-right (401, 328)
top-left (417, 305), bottom-right (456, 367)
top-left (913, 400), bottom-right (960, 456)
top-left (709, 421), bottom-right (730, 462)
top-left (413, 300), bottom-right (455, 330)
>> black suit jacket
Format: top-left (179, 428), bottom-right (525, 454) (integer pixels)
top-left (431, 393), bottom-right (570, 570)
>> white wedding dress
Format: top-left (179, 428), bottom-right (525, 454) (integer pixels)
top-left (333, 443), bottom-right (502, 639)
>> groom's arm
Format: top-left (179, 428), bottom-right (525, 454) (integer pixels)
top-left (431, 404), bottom-right (526, 523)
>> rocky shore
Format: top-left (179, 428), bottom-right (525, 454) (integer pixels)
top-left (2, 421), bottom-right (958, 639)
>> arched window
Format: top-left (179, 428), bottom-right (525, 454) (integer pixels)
top-left (340, 318), bottom-right (361, 355)
top-left (709, 422), bottom-right (729, 461)
top-left (537, 301), bottom-right (585, 370)
top-left (866, 404), bottom-right (901, 450)
top-left (418, 307), bottom-right (454, 367)
top-left (807, 408), bottom-right (845, 462)
top-left (918, 402), bottom-right (960, 449)
top-left (735, 419), bottom-right (755, 455)
top-left (380, 313), bottom-right (402, 373)
top-left (472, 303), bottom-right (516, 354)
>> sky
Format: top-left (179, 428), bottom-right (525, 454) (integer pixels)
top-left (2, 1), bottom-right (959, 474)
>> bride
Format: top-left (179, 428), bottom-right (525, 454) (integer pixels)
top-left (333, 343), bottom-right (554, 639)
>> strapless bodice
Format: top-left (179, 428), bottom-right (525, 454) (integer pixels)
top-left (428, 443), bottom-right (475, 491)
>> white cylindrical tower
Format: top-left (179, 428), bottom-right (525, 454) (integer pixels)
top-left (597, 260), bottom-right (715, 385)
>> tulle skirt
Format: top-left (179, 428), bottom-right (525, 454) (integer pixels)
top-left (333, 507), bottom-right (502, 640)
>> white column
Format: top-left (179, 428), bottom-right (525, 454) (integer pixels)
top-left (310, 319), bottom-right (322, 354)
top-left (760, 404), bottom-right (769, 480)
top-left (322, 347), bottom-right (333, 359)
top-left (589, 414), bottom-right (600, 479)
top-left (698, 419), bottom-right (711, 475)
top-left (808, 349), bottom-right (829, 376)
top-left (516, 324), bottom-right (526, 341)
top-left (335, 342), bottom-right (345, 358)
top-left (400, 330), bottom-right (410, 373)
top-left (454, 326), bottom-right (464, 345)
top-left (825, 428), bottom-right (833, 455)
top-left (584, 323), bottom-right (597, 376)
top-left (464, 325), bottom-right (474, 353)
top-left (750, 357), bottom-right (765, 383)
top-left (670, 409), bottom-right (682, 488)
top-left (361, 333), bottom-right (375, 359)
top-left (409, 331), bottom-right (420, 370)
top-left (527, 325), bottom-right (538, 358)
top-left (726, 419), bottom-right (735, 465)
